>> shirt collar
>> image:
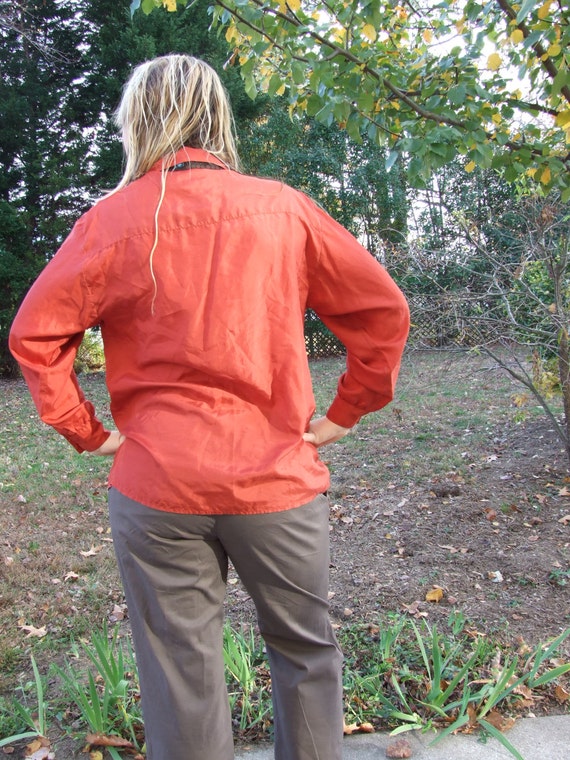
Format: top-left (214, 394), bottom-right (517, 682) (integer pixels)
top-left (150, 147), bottom-right (228, 172)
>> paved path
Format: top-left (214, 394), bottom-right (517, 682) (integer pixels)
top-left (235, 714), bottom-right (569, 759)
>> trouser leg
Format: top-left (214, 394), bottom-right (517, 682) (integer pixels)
top-left (217, 495), bottom-right (344, 760)
top-left (108, 489), bottom-right (233, 760)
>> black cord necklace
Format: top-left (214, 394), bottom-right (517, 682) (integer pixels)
top-left (168, 161), bottom-right (224, 172)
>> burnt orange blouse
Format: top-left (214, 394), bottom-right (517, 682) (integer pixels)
top-left (10, 148), bottom-right (409, 514)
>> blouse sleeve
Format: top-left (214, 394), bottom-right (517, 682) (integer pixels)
top-left (9, 218), bottom-right (110, 453)
top-left (304, 199), bottom-right (410, 428)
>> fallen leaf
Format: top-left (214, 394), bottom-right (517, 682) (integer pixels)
top-left (64, 571), bottom-right (79, 581)
top-left (558, 515), bottom-right (570, 525)
top-left (386, 737), bottom-right (412, 758)
top-left (109, 604), bottom-right (126, 623)
top-left (24, 737), bottom-right (53, 760)
top-left (402, 600), bottom-right (428, 618)
top-left (89, 753), bottom-right (103, 760)
top-left (555, 684), bottom-right (569, 702)
top-left (343, 721), bottom-right (374, 735)
top-left (20, 624), bottom-right (47, 638)
top-left (488, 571), bottom-right (504, 583)
top-left (425, 586), bottom-right (444, 603)
top-left (484, 709), bottom-right (516, 732)
top-left (80, 545), bottom-right (103, 557)
top-left (85, 734), bottom-right (135, 749)
top-left (17, 494), bottom-right (27, 503)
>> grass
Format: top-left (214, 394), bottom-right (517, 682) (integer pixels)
top-left (1, 349), bottom-right (569, 758)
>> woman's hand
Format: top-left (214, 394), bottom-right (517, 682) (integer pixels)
top-left (89, 430), bottom-right (126, 456)
top-left (303, 416), bottom-right (352, 448)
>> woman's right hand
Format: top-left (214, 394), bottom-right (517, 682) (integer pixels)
top-left (89, 430), bottom-right (126, 456)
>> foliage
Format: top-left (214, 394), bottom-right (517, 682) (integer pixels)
top-left (54, 622), bottom-right (144, 753)
top-left (239, 99), bottom-right (408, 253)
top-left (0, 656), bottom-right (48, 748)
top-left (222, 624), bottom-right (272, 732)
top-left (2, 618), bottom-right (568, 759)
top-left (135, 0), bottom-right (570, 198)
top-left (341, 615), bottom-right (570, 759)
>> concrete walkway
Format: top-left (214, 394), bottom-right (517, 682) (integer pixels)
top-left (235, 714), bottom-right (569, 759)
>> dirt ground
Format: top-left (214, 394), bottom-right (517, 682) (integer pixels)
top-left (225, 351), bottom-right (570, 652)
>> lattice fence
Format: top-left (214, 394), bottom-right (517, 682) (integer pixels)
top-left (304, 294), bottom-right (503, 357)
top-left (304, 310), bottom-right (345, 358)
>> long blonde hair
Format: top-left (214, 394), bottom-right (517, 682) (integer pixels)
top-left (108, 56), bottom-right (241, 311)
top-left (114, 54), bottom-right (240, 190)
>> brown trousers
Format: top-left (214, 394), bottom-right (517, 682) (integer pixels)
top-left (108, 489), bottom-right (344, 760)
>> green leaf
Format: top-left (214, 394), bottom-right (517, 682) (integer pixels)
top-left (448, 84), bottom-right (467, 106)
top-left (516, 0), bottom-right (538, 23)
top-left (141, 0), bottom-right (157, 15)
top-left (478, 719), bottom-right (525, 760)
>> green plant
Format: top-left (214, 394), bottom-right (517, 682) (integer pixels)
top-left (340, 617), bottom-right (570, 760)
top-left (54, 623), bottom-right (143, 756)
top-left (548, 567), bottom-right (570, 587)
top-left (0, 656), bottom-right (48, 748)
top-left (222, 624), bottom-right (272, 732)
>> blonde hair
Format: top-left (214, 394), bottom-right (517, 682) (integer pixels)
top-left (108, 55), bottom-right (241, 311)
top-left (114, 54), bottom-right (240, 190)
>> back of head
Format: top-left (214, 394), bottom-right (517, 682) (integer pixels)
top-left (115, 54), bottom-right (240, 189)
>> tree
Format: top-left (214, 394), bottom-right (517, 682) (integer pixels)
top-left (239, 100), bottom-right (408, 252)
top-left (136, 0), bottom-right (570, 198)
top-left (0, 0), bottom-right (264, 374)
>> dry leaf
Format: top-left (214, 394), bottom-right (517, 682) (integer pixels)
top-left (85, 734), bottom-right (134, 748)
top-left (555, 684), bottom-right (569, 702)
top-left (558, 515), bottom-right (570, 525)
top-left (558, 487), bottom-right (570, 497)
top-left (484, 709), bottom-right (516, 732)
top-left (343, 721), bottom-right (374, 735)
top-left (20, 624), bottom-right (47, 638)
top-left (488, 570), bottom-right (504, 583)
top-left (24, 737), bottom-right (53, 760)
top-left (64, 571), bottom-right (79, 581)
top-left (89, 752), bottom-right (104, 760)
top-left (80, 545), bottom-right (103, 557)
top-left (425, 586), bottom-right (444, 603)
top-left (386, 737), bottom-right (412, 758)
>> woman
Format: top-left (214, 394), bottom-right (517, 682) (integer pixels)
top-left (10, 55), bottom-right (409, 760)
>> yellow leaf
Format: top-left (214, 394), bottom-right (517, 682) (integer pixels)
top-left (537, 0), bottom-right (552, 19)
top-left (287, 0), bottom-right (301, 11)
top-left (492, 113), bottom-right (502, 124)
top-left (225, 25), bottom-right (237, 44)
top-left (89, 752), bottom-right (104, 760)
top-left (556, 110), bottom-right (570, 128)
top-left (487, 53), bottom-right (502, 71)
top-left (540, 166), bottom-right (552, 185)
top-left (426, 586), bottom-right (444, 603)
top-left (162, 0), bottom-right (176, 10)
top-left (455, 19), bottom-right (465, 34)
top-left (547, 43), bottom-right (562, 57)
top-left (423, 29), bottom-right (433, 44)
top-left (465, 160), bottom-right (476, 173)
top-left (276, 83), bottom-right (286, 96)
top-left (510, 29), bottom-right (524, 44)
top-left (362, 23), bottom-right (377, 42)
